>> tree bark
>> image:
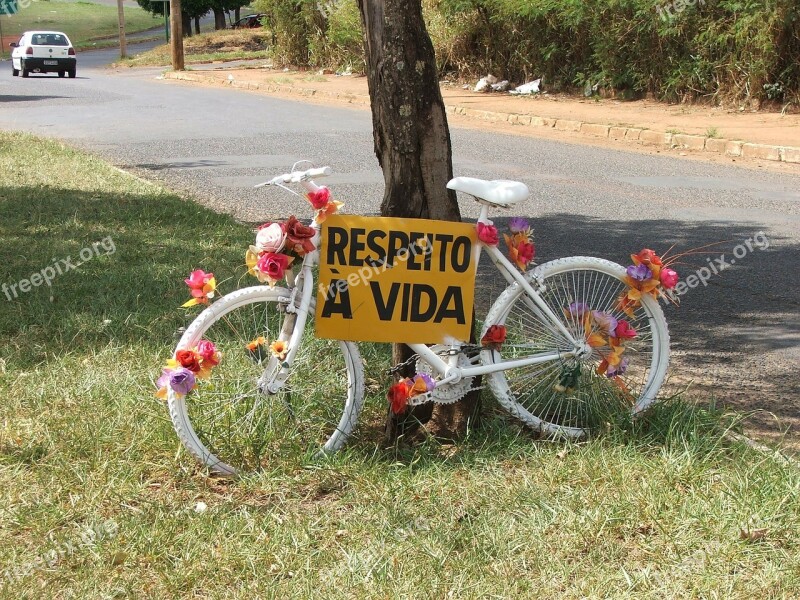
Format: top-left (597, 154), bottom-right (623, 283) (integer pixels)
top-left (213, 7), bottom-right (226, 30)
top-left (356, 0), bottom-right (480, 443)
top-left (194, 16), bottom-right (200, 35)
top-left (182, 11), bottom-right (192, 37)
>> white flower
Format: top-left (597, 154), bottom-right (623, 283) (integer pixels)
top-left (255, 223), bottom-right (287, 253)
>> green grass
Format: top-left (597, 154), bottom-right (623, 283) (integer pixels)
top-left (1, 132), bottom-right (799, 597)
top-left (0, 0), bottom-right (162, 48)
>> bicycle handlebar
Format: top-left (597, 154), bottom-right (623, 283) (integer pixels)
top-left (254, 166), bottom-right (332, 188)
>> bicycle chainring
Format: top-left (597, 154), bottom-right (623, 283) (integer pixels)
top-left (414, 346), bottom-right (475, 405)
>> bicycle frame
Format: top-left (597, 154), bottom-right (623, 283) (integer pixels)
top-left (269, 194), bottom-right (584, 394)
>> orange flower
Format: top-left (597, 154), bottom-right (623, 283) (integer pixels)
top-left (269, 340), bottom-right (288, 361)
top-left (314, 201), bottom-right (344, 225)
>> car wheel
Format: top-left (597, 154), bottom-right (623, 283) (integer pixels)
top-left (58, 71), bottom-right (65, 78)
top-left (21, 68), bottom-right (29, 77)
top-left (12, 67), bottom-right (19, 77)
top-left (68, 68), bottom-right (76, 78)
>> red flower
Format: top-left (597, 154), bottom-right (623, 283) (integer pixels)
top-left (175, 349), bottom-right (202, 373)
top-left (196, 340), bottom-right (220, 366)
top-left (516, 239), bottom-right (535, 265)
top-left (476, 222), bottom-right (498, 246)
top-left (307, 187), bottom-right (331, 210)
top-left (388, 380), bottom-right (412, 414)
top-left (285, 215), bottom-right (316, 256)
top-left (256, 252), bottom-right (291, 282)
top-left (632, 248), bottom-right (663, 267)
top-left (481, 324), bottom-right (507, 347)
top-left (614, 320), bottom-right (637, 339)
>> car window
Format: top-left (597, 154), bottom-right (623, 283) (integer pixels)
top-left (31, 33), bottom-right (69, 46)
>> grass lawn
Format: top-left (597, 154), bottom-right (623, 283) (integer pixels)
top-left (0, 0), bottom-right (162, 48)
top-left (0, 132), bottom-right (799, 598)
top-left (118, 28), bottom-right (269, 67)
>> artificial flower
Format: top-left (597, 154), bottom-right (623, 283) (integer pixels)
top-left (388, 379), bottom-right (412, 414)
top-left (175, 349), bottom-right (203, 373)
top-left (591, 310), bottom-right (618, 337)
top-left (285, 216), bottom-right (316, 256)
top-left (476, 222), bottom-right (499, 246)
top-left (614, 320), bottom-right (637, 339)
top-left (508, 217), bottom-right (530, 234)
top-left (196, 340), bottom-right (220, 366)
top-left (169, 367), bottom-right (196, 397)
top-left (567, 302), bottom-right (589, 318)
top-left (660, 267), bottom-right (679, 289)
top-left (606, 357), bottom-right (629, 378)
top-left (269, 340), bottom-right (288, 361)
top-left (307, 187), bottom-right (331, 210)
top-left (481, 324), bottom-right (507, 348)
top-left (313, 200), bottom-right (344, 225)
top-left (182, 269), bottom-right (216, 307)
top-left (626, 264), bottom-right (652, 281)
top-left (255, 252), bottom-right (293, 285)
top-left (246, 336), bottom-right (269, 362)
top-left (155, 368), bottom-right (172, 399)
top-left (255, 222), bottom-right (287, 253)
top-left (245, 247), bottom-right (260, 277)
top-left (632, 248), bottom-right (662, 268)
top-left (505, 231), bottom-right (535, 271)
top-left (409, 373), bottom-right (435, 397)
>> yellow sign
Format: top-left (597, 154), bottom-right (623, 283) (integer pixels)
top-left (315, 215), bottom-right (478, 344)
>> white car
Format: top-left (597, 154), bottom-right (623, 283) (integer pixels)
top-left (10, 31), bottom-right (77, 78)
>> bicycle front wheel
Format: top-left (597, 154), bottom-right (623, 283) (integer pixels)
top-left (167, 286), bottom-right (364, 475)
top-left (483, 256), bottom-right (670, 437)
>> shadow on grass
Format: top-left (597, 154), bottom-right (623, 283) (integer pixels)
top-left (1, 177), bottom-right (797, 447)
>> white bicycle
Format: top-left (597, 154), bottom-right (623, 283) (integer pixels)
top-left (167, 165), bottom-right (670, 475)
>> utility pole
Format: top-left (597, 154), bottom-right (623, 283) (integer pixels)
top-left (169, 0), bottom-right (184, 70)
top-left (116, 0), bottom-right (127, 59)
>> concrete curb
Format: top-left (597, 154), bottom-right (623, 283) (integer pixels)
top-left (164, 71), bottom-right (800, 165)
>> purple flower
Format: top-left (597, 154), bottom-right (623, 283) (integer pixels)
top-left (591, 310), bottom-right (618, 336)
top-left (169, 367), bottom-right (196, 396)
top-left (606, 357), bottom-right (629, 378)
top-left (508, 217), bottom-right (530, 234)
top-left (156, 368), bottom-right (172, 390)
top-left (568, 302), bottom-right (589, 317)
top-left (415, 372), bottom-right (435, 392)
top-left (626, 264), bottom-right (652, 281)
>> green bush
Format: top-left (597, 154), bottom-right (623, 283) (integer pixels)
top-left (252, 0), bottom-right (800, 104)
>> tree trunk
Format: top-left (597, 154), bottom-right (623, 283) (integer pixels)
top-left (182, 12), bottom-right (192, 37)
top-left (213, 8), bottom-right (226, 30)
top-left (235, 7), bottom-right (241, 21)
top-left (356, 0), bottom-right (480, 443)
top-left (194, 16), bottom-right (200, 35)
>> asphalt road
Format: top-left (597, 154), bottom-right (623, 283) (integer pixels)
top-left (1, 43), bottom-right (799, 445)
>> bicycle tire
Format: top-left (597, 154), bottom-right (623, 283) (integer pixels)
top-left (167, 286), bottom-right (365, 475)
top-left (482, 256), bottom-right (670, 437)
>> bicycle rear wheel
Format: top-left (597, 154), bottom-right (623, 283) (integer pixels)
top-left (482, 257), bottom-right (670, 437)
top-left (167, 286), bottom-right (364, 475)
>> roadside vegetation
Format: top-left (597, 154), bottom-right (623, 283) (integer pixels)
top-left (0, 0), bottom-right (162, 48)
top-left (1, 131), bottom-right (799, 596)
top-left (251, 0), bottom-right (799, 107)
top-left (118, 28), bottom-right (269, 67)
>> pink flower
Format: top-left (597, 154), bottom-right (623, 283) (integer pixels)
top-left (255, 222), bottom-right (287, 253)
top-left (660, 268), bottom-right (679, 289)
top-left (591, 310), bottom-right (618, 336)
top-left (257, 252), bottom-right (291, 282)
top-left (185, 269), bottom-right (213, 296)
top-left (476, 222), bottom-right (499, 246)
top-left (196, 340), bottom-right (219, 366)
top-left (307, 187), bottom-right (331, 210)
top-left (614, 320), bottom-right (637, 339)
